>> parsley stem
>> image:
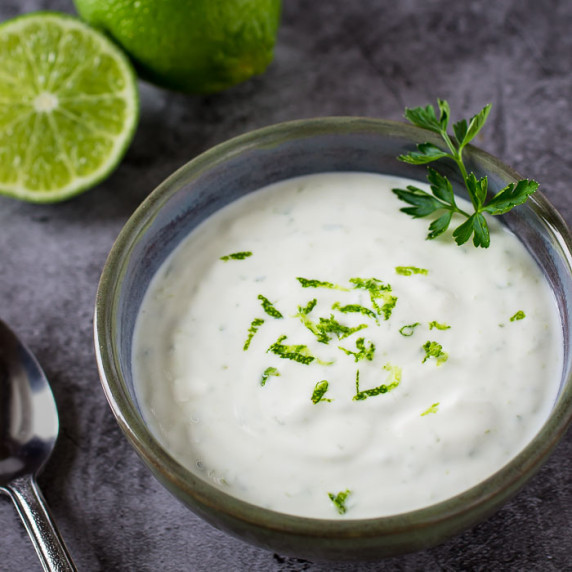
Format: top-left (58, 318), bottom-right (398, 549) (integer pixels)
top-left (452, 205), bottom-right (471, 218)
top-left (441, 129), bottom-right (473, 207)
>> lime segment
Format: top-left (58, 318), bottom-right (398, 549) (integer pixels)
top-left (0, 12), bottom-right (139, 203)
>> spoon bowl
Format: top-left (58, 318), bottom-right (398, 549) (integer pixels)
top-left (0, 320), bottom-right (75, 571)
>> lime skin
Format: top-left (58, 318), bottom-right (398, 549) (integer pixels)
top-left (73, 0), bottom-right (282, 94)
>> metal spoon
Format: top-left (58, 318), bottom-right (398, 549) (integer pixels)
top-left (0, 320), bottom-right (76, 571)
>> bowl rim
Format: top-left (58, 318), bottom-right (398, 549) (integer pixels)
top-left (94, 116), bottom-right (572, 542)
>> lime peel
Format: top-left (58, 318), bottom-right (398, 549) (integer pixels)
top-left (0, 12), bottom-right (139, 203)
top-left (73, 0), bottom-right (281, 94)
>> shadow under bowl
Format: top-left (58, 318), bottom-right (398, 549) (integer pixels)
top-left (94, 117), bottom-right (572, 561)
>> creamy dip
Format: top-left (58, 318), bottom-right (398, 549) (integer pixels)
top-left (133, 172), bottom-right (562, 519)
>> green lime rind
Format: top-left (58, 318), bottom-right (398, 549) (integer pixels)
top-left (0, 12), bottom-right (139, 203)
top-left (74, 0), bottom-right (281, 94)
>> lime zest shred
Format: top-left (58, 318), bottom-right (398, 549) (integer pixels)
top-left (267, 335), bottom-right (315, 365)
top-left (317, 315), bottom-right (368, 341)
top-left (298, 298), bottom-right (318, 315)
top-left (399, 322), bottom-right (421, 337)
top-left (349, 277), bottom-right (397, 320)
top-left (296, 300), bottom-right (330, 344)
top-left (296, 302), bottom-right (367, 345)
top-left (395, 266), bottom-right (429, 276)
top-left (258, 294), bottom-right (283, 319)
top-left (510, 310), bottom-right (526, 322)
top-left (422, 341), bottom-right (448, 365)
top-left (338, 337), bottom-right (375, 363)
top-left (332, 301), bottom-right (378, 323)
top-left (353, 364), bottom-right (402, 401)
top-left (429, 320), bottom-right (451, 330)
top-left (311, 380), bottom-right (332, 404)
top-left (296, 277), bottom-right (349, 291)
top-left (421, 402), bottom-right (440, 416)
top-left (243, 318), bottom-right (264, 350)
top-left (328, 489), bottom-right (351, 515)
top-left (220, 251), bottom-right (252, 261)
top-left (260, 366), bottom-right (280, 387)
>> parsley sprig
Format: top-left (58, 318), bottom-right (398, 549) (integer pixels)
top-left (393, 99), bottom-right (539, 248)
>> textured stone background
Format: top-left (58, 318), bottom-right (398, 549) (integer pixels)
top-left (1, 0), bottom-right (571, 570)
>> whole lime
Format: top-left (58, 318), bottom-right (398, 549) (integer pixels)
top-left (73, 0), bottom-right (282, 94)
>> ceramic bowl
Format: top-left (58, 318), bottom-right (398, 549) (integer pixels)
top-left (94, 117), bottom-right (572, 561)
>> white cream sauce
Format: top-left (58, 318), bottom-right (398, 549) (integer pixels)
top-left (133, 173), bottom-right (562, 519)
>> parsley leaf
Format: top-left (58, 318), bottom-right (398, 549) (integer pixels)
top-left (482, 179), bottom-right (539, 215)
top-left (394, 100), bottom-right (539, 248)
top-left (398, 142), bottom-right (449, 165)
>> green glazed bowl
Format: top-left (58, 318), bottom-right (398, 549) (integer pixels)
top-left (94, 117), bottom-right (572, 561)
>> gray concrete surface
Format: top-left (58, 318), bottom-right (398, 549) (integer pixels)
top-left (1, 0), bottom-right (571, 570)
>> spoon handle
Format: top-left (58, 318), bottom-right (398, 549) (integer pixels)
top-left (4, 474), bottom-right (76, 572)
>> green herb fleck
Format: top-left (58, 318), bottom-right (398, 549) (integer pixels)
top-left (395, 266), bottom-right (429, 276)
top-left (429, 321), bottom-right (451, 330)
top-left (399, 322), bottom-right (421, 337)
top-left (297, 277), bottom-right (349, 291)
top-left (421, 402), bottom-right (440, 416)
top-left (332, 302), bottom-right (378, 322)
top-left (220, 251), bottom-right (252, 261)
top-left (311, 380), bottom-right (332, 404)
top-left (350, 277), bottom-right (397, 320)
top-left (393, 99), bottom-right (538, 248)
top-left (260, 367), bottom-right (280, 387)
top-left (510, 310), bottom-right (526, 322)
top-left (258, 294), bottom-right (283, 319)
top-left (328, 489), bottom-right (351, 515)
top-left (243, 318), bottom-right (264, 351)
top-left (422, 341), bottom-right (448, 365)
top-left (339, 337), bottom-right (375, 362)
top-left (353, 364), bottom-right (402, 401)
top-left (267, 335), bottom-right (315, 365)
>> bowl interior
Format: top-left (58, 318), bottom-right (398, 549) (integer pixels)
top-left (95, 117), bottom-right (572, 559)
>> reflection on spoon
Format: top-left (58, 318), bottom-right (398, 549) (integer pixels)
top-left (0, 320), bottom-right (76, 571)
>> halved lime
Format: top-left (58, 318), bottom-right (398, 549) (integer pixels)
top-left (0, 12), bottom-right (139, 203)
